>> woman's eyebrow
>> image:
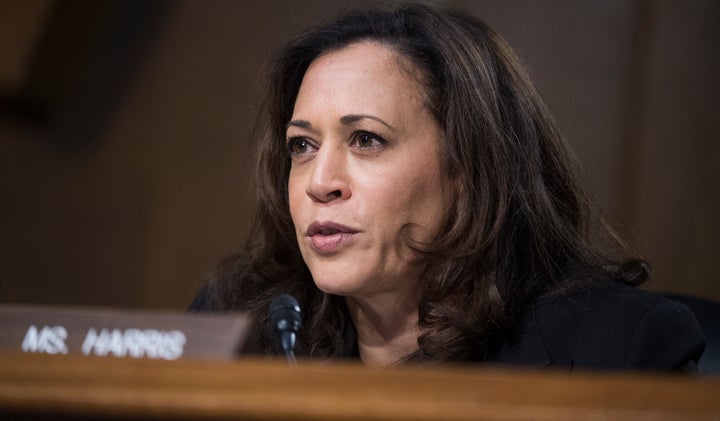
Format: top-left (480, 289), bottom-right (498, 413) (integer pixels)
top-left (286, 115), bottom-right (395, 131)
top-left (340, 114), bottom-right (395, 130)
top-left (286, 120), bottom-right (312, 130)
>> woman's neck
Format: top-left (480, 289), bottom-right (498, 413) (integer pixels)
top-left (345, 291), bottom-right (420, 367)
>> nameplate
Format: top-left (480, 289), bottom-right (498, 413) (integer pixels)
top-left (0, 305), bottom-right (254, 361)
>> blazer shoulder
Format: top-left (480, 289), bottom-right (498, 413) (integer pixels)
top-left (510, 283), bottom-right (706, 371)
top-left (188, 284), bottom-right (216, 312)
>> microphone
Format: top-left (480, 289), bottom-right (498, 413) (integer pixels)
top-left (269, 294), bottom-right (301, 365)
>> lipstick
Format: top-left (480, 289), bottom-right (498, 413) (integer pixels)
top-left (306, 221), bottom-right (359, 253)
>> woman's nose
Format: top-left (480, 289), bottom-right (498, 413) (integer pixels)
top-left (306, 144), bottom-right (350, 203)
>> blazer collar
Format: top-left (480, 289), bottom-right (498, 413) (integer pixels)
top-left (487, 302), bottom-right (564, 370)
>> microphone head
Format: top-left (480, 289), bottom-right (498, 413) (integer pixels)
top-left (269, 294), bottom-right (301, 333)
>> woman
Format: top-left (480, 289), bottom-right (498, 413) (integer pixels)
top-left (191, 3), bottom-right (705, 370)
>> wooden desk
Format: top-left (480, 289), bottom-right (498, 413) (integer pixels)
top-left (0, 352), bottom-right (718, 420)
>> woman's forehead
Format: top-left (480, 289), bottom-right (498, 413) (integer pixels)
top-left (291, 42), bottom-right (430, 127)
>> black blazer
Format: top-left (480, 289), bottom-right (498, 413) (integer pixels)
top-left (189, 282), bottom-right (706, 372)
top-left (488, 283), bottom-right (706, 372)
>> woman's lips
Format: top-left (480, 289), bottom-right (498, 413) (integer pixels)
top-left (310, 232), bottom-right (355, 252)
top-left (306, 221), bottom-right (359, 253)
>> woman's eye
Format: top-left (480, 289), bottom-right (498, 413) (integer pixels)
top-left (350, 131), bottom-right (386, 150)
top-left (286, 137), bottom-right (315, 156)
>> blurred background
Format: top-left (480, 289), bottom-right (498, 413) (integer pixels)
top-left (0, 0), bottom-right (718, 310)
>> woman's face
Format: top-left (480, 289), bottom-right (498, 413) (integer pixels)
top-left (287, 42), bottom-right (452, 300)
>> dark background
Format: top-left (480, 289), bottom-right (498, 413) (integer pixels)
top-left (1, 0), bottom-right (718, 310)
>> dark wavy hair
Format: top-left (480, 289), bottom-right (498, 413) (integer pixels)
top-left (203, 3), bottom-right (649, 362)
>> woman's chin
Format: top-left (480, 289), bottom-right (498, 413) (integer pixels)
top-left (312, 281), bottom-right (356, 297)
top-left (310, 273), bottom-right (364, 297)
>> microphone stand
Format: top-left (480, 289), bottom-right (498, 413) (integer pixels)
top-left (269, 294), bottom-right (301, 365)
